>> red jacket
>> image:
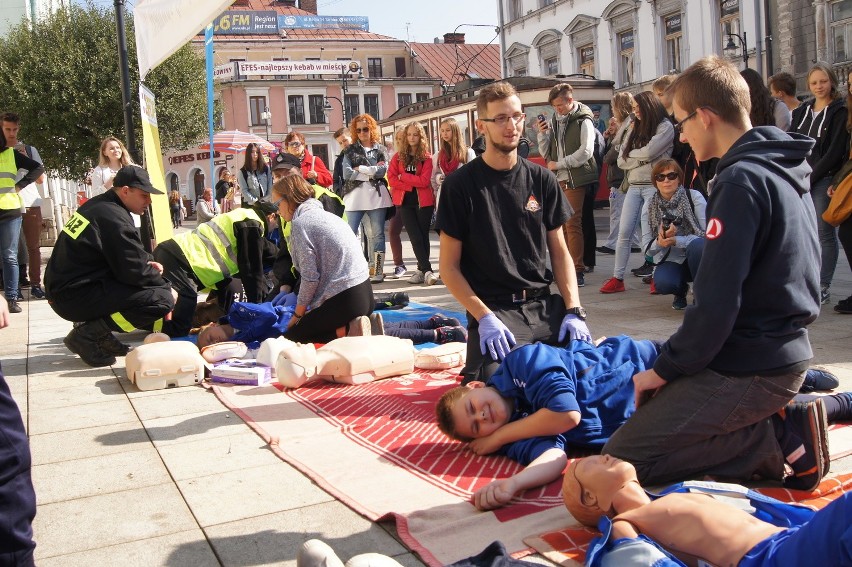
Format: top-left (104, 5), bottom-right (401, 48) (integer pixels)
top-left (301, 149), bottom-right (333, 188)
top-left (388, 153), bottom-right (435, 207)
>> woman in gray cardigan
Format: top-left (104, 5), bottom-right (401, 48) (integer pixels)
top-left (272, 175), bottom-right (373, 343)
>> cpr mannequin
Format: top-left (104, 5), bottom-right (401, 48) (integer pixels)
top-left (259, 335), bottom-right (417, 389)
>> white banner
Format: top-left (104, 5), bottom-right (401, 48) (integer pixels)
top-left (134, 0), bottom-right (234, 79)
top-left (214, 60), bottom-right (360, 80)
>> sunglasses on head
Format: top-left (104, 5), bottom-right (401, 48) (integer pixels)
top-left (356, 127), bottom-right (371, 134)
top-left (655, 172), bottom-right (679, 182)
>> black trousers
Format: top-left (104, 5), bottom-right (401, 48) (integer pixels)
top-left (0, 367), bottom-right (36, 566)
top-left (284, 278), bottom-right (374, 344)
top-left (398, 201), bottom-right (434, 274)
top-left (153, 242), bottom-right (204, 338)
top-left (48, 278), bottom-right (174, 333)
top-left (461, 293), bottom-right (567, 384)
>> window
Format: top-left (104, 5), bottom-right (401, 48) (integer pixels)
top-left (368, 57), bottom-right (382, 78)
top-left (416, 93), bottom-right (429, 103)
top-left (249, 96), bottom-right (266, 126)
top-left (720, 0), bottom-right (742, 62)
top-left (543, 56), bottom-right (559, 75)
top-left (364, 94), bottom-right (380, 120)
top-left (514, 67), bottom-right (527, 77)
top-left (832, 0), bottom-right (852, 62)
top-left (288, 96), bottom-right (305, 125)
top-left (397, 93), bottom-right (412, 109)
top-left (308, 95), bottom-right (326, 124)
top-left (273, 57), bottom-right (289, 80)
top-left (230, 58), bottom-right (246, 80)
top-left (311, 145), bottom-right (329, 167)
top-left (345, 94), bottom-right (359, 122)
top-left (395, 57), bottom-right (406, 77)
top-left (578, 45), bottom-right (595, 76)
top-left (509, 0), bottom-right (522, 20)
top-left (540, 0), bottom-right (553, 7)
top-left (618, 30), bottom-right (635, 86)
top-left (663, 13), bottom-right (683, 73)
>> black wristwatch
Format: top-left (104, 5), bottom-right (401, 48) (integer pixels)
top-left (567, 306), bottom-right (587, 320)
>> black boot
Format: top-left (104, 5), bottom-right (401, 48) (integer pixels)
top-left (64, 320), bottom-right (117, 367)
top-left (98, 331), bottom-right (131, 356)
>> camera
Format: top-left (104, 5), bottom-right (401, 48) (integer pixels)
top-left (661, 212), bottom-right (682, 232)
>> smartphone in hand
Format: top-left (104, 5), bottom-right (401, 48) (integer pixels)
top-left (537, 114), bottom-right (548, 130)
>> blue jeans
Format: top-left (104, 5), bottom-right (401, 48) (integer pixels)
top-left (0, 216), bottom-right (22, 301)
top-left (603, 187), bottom-right (640, 250)
top-left (654, 238), bottom-right (705, 297)
top-left (603, 367), bottom-right (804, 485)
top-left (811, 177), bottom-right (840, 288)
top-left (346, 208), bottom-right (387, 255)
top-left (613, 185), bottom-right (656, 279)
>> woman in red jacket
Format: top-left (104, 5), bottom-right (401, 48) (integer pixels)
top-left (284, 131), bottom-right (333, 188)
top-left (388, 122), bottom-right (437, 285)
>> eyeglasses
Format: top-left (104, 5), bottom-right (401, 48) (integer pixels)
top-left (287, 141), bottom-right (303, 148)
top-left (674, 107), bottom-right (719, 133)
top-left (270, 196), bottom-right (285, 208)
top-left (356, 127), bottom-right (371, 134)
top-left (654, 172), bottom-right (680, 182)
top-left (480, 113), bottom-right (526, 127)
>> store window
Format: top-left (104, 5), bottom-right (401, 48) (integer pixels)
top-left (578, 45), bottom-right (595, 76)
top-left (618, 30), bottom-right (635, 86)
top-left (832, 0), bottom-right (852, 62)
top-left (663, 13), bottom-right (683, 73)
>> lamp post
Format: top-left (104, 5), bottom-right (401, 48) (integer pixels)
top-left (336, 61), bottom-right (362, 126)
top-left (724, 31), bottom-right (748, 67)
top-left (261, 106), bottom-right (272, 141)
top-left (323, 96), bottom-right (345, 124)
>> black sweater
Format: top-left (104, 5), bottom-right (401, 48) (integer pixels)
top-left (790, 97), bottom-right (849, 184)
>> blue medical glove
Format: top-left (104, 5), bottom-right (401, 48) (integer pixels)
top-left (478, 313), bottom-right (516, 361)
top-left (271, 290), bottom-right (297, 307)
top-left (558, 314), bottom-right (592, 343)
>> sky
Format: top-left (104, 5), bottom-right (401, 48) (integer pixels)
top-left (316, 0), bottom-right (501, 45)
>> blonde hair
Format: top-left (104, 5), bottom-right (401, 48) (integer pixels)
top-left (671, 56), bottom-right (750, 127)
top-left (807, 61), bottom-right (841, 101)
top-left (611, 92), bottom-right (635, 123)
top-left (397, 122), bottom-right (429, 164)
top-left (98, 136), bottom-right (134, 168)
top-left (439, 117), bottom-right (469, 164)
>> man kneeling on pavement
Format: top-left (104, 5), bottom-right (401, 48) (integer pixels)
top-left (45, 166), bottom-right (176, 367)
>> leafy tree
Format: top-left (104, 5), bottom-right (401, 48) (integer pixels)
top-left (0, 3), bottom-right (214, 179)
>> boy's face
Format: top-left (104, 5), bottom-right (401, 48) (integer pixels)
top-left (450, 382), bottom-right (511, 439)
top-left (672, 99), bottom-right (711, 162)
top-left (198, 323), bottom-right (230, 348)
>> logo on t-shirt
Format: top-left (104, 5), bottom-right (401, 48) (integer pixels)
top-left (525, 194), bottom-right (541, 213)
top-left (706, 218), bottom-right (723, 239)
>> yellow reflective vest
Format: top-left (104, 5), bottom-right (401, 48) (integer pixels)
top-left (0, 149), bottom-right (22, 211)
top-left (173, 208), bottom-right (264, 288)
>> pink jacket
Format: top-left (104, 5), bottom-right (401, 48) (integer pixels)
top-left (388, 153), bottom-right (435, 207)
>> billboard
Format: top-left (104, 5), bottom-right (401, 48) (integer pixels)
top-left (213, 10), bottom-right (279, 34)
top-left (278, 15), bottom-right (369, 31)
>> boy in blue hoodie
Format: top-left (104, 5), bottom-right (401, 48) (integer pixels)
top-left (604, 55), bottom-right (826, 492)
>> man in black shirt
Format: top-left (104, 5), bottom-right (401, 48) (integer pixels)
top-left (437, 81), bottom-right (591, 384)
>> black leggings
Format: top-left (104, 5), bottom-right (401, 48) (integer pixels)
top-left (399, 198), bottom-right (434, 273)
top-left (284, 278), bottom-right (374, 343)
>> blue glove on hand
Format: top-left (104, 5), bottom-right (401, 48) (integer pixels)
top-left (478, 313), bottom-right (517, 361)
top-left (558, 314), bottom-right (592, 343)
top-left (271, 290), bottom-right (297, 308)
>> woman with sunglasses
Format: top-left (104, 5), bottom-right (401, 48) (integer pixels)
top-left (238, 142), bottom-right (272, 205)
top-left (646, 159), bottom-right (706, 310)
top-left (341, 114), bottom-right (393, 283)
top-left (284, 131), bottom-right (333, 188)
top-left (600, 91), bottom-right (674, 294)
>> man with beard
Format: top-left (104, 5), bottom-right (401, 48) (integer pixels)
top-left (436, 81), bottom-right (591, 385)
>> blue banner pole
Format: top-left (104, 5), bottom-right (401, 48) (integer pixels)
top-left (205, 23), bottom-right (216, 191)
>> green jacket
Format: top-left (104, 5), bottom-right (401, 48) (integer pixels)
top-left (545, 102), bottom-right (598, 188)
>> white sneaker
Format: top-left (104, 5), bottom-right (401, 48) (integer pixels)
top-left (424, 271), bottom-right (439, 286)
top-left (370, 273), bottom-right (385, 283)
top-left (408, 270), bottom-right (425, 284)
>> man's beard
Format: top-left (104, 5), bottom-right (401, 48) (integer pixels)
top-left (486, 131), bottom-right (519, 155)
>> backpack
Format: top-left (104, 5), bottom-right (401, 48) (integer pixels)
top-left (582, 117), bottom-right (605, 170)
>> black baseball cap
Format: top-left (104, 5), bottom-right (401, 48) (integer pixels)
top-left (113, 165), bottom-right (164, 195)
top-left (272, 152), bottom-right (301, 171)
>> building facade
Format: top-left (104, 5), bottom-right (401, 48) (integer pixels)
top-left (0, 0), bottom-right (61, 37)
top-left (163, 0), bottom-right (499, 204)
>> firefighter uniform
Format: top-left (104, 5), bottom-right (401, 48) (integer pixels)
top-left (45, 166), bottom-right (174, 366)
top-left (153, 204), bottom-right (278, 337)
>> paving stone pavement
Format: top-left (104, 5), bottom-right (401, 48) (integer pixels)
top-left (6, 209), bottom-right (852, 566)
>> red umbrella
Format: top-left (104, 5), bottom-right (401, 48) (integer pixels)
top-left (199, 130), bottom-right (276, 155)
